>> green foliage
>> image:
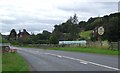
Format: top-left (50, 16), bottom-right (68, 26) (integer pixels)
top-left (53, 14), bottom-right (80, 41)
top-left (80, 30), bottom-right (92, 40)
top-left (42, 30), bottom-right (51, 40)
top-left (0, 34), bottom-right (9, 43)
top-left (78, 21), bottom-right (87, 28)
top-left (103, 14), bottom-right (119, 42)
top-left (53, 12), bottom-right (120, 42)
top-left (79, 13), bottom-right (120, 42)
top-left (8, 30), bottom-right (52, 45)
top-left (49, 35), bottom-right (59, 44)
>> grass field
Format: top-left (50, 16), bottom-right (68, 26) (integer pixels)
top-left (80, 30), bottom-right (92, 40)
top-left (48, 47), bottom-right (119, 55)
top-left (0, 50), bottom-right (2, 73)
top-left (2, 52), bottom-right (29, 71)
top-left (16, 44), bottom-right (119, 55)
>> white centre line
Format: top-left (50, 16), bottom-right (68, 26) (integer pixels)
top-left (80, 61), bottom-right (88, 64)
top-left (44, 53), bottom-right (120, 71)
top-left (44, 53), bottom-right (62, 58)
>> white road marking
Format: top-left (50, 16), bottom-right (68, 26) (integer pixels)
top-left (58, 55), bottom-right (62, 58)
top-left (80, 61), bottom-right (88, 64)
top-left (44, 53), bottom-right (62, 58)
top-left (87, 61), bottom-right (120, 71)
top-left (44, 53), bottom-right (120, 71)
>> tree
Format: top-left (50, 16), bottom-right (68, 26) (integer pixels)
top-left (79, 21), bottom-right (87, 28)
top-left (66, 14), bottom-right (78, 24)
top-left (42, 30), bottom-right (51, 40)
top-left (49, 35), bottom-right (59, 44)
top-left (72, 14), bottom-right (78, 24)
top-left (52, 14), bottom-right (80, 41)
top-left (104, 16), bottom-right (119, 42)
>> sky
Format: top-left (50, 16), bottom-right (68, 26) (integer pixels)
top-left (0, 0), bottom-right (119, 35)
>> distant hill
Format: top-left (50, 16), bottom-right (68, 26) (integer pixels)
top-left (53, 12), bottom-right (120, 42)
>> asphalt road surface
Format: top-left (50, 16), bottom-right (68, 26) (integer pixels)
top-left (13, 47), bottom-right (119, 71)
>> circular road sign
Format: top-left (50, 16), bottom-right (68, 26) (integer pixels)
top-left (98, 26), bottom-right (104, 35)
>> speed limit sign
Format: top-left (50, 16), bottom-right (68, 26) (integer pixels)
top-left (98, 26), bottom-right (104, 35)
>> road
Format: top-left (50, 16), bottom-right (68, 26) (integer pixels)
top-left (13, 47), bottom-right (119, 71)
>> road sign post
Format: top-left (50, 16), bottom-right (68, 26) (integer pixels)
top-left (97, 26), bottom-right (104, 46)
top-left (98, 26), bottom-right (104, 36)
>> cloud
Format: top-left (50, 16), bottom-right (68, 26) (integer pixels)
top-left (57, 2), bottom-right (118, 17)
top-left (0, 0), bottom-right (119, 35)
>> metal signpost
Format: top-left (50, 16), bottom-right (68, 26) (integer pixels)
top-left (97, 26), bottom-right (104, 46)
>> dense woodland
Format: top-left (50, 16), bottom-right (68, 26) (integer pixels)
top-left (1, 12), bottom-right (120, 44)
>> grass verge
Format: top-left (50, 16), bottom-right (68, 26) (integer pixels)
top-left (48, 47), bottom-right (119, 55)
top-left (15, 45), bottom-right (119, 55)
top-left (2, 52), bottom-right (29, 71)
top-left (0, 51), bottom-right (2, 73)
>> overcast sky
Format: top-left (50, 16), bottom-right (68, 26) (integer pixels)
top-left (0, 0), bottom-right (119, 35)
